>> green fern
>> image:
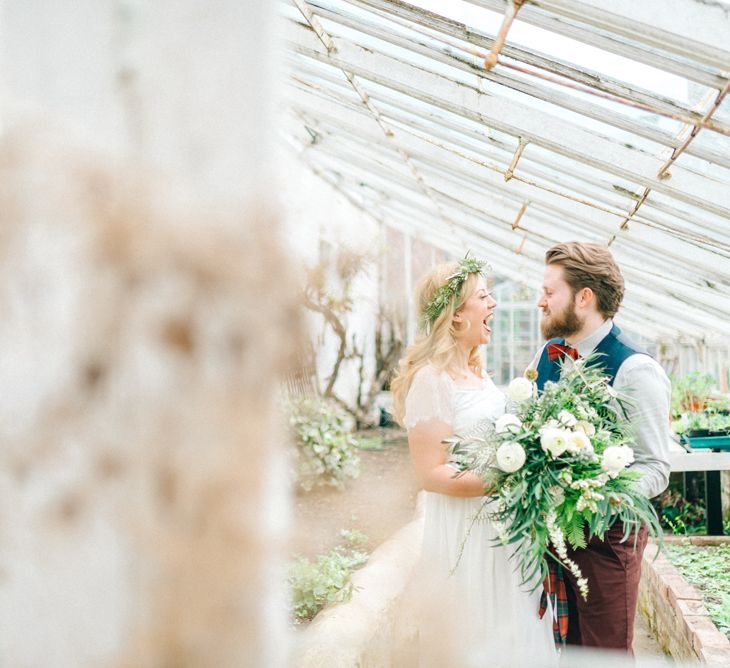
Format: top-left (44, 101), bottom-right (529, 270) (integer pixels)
top-left (566, 516), bottom-right (588, 550)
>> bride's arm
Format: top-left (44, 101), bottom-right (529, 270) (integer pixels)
top-left (408, 419), bottom-right (488, 497)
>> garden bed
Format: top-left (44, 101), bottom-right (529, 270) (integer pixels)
top-left (639, 537), bottom-right (730, 665)
top-left (664, 537), bottom-right (730, 641)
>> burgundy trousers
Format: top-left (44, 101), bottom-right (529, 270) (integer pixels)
top-left (562, 522), bottom-right (648, 652)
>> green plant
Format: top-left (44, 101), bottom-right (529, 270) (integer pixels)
top-left (652, 479), bottom-right (707, 534)
top-left (289, 531), bottom-right (369, 624)
top-left (670, 418), bottom-right (687, 435)
top-left (354, 435), bottom-right (384, 450)
top-left (707, 413), bottom-right (730, 434)
top-left (676, 409), bottom-right (730, 436)
top-left (715, 598), bottom-right (730, 639)
top-left (670, 372), bottom-right (716, 417)
top-left (447, 357), bottom-right (662, 600)
top-left (706, 396), bottom-right (730, 413)
top-left (339, 528), bottom-right (368, 546)
top-left (421, 255), bottom-right (488, 327)
top-left (288, 397), bottom-right (360, 492)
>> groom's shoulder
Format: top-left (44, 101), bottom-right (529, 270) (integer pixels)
top-left (596, 326), bottom-right (667, 389)
top-left (610, 328), bottom-right (661, 372)
top-left (617, 351), bottom-right (667, 379)
top-left (612, 328), bottom-right (648, 355)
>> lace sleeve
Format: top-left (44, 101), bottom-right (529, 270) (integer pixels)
top-left (403, 365), bottom-right (455, 430)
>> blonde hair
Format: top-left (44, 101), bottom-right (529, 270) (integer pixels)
top-left (391, 262), bottom-right (485, 426)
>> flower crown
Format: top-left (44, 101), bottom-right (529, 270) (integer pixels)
top-left (421, 255), bottom-right (490, 328)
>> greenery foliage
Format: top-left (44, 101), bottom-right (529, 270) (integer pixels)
top-left (353, 434), bottom-right (384, 451)
top-left (288, 397), bottom-right (360, 492)
top-left (668, 372), bottom-right (730, 436)
top-left (448, 357), bottom-right (662, 599)
top-left (666, 542), bottom-right (730, 640)
top-left (652, 484), bottom-right (707, 535)
top-left (670, 372), bottom-right (716, 416)
top-left (421, 255), bottom-right (489, 328)
top-left (652, 472), bottom-right (730, 535)
top-left (289, 529), bottom-right (369, 624)
top-left (671, 408), bottom-right (730, 437)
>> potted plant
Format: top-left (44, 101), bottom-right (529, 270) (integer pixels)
top-left (685, 412), bottom-right (710, 438)
top-left (707, 413), bottom-right (730, 436)
top-left (670, 372), bottom-right (716, 416)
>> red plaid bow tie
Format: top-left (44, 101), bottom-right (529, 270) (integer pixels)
top-left (547, 342), bottom-right (579, 361)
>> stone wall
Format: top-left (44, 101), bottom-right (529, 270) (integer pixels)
top-left (292, 494), bottom-right (424, 666)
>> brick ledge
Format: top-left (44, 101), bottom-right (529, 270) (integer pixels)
top-left (639, 537), bottom-right (730, 665)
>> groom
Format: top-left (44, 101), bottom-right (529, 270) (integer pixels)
top-left (531, 241), bottom-right (671, 652)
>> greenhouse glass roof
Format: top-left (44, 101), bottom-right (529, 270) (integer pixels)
top-left (282, 0), bottom-right (730, 341)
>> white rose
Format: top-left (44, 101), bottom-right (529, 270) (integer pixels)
top-left (575, 420), bottom-right (596, 437)
top-left (540, 427), bottom-right (571, 459)
top-left (601, 445), bottom-right (635, 476)
top-left (507, 377), bottom-right (533, 403)
top-left (495, 414), bottom-right (523, 434)
top-left (558, 410), bottom-right (577, 428)
top-left (566, 429), bottom-right (593, 455)
top-left (496, 442), bottom-right (526, 473)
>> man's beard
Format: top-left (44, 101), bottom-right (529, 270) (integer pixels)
top-left (541, 300), bottom-right (583, 340)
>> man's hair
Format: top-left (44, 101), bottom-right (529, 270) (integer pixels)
top-left (545, 242), bottom-right (624, 318)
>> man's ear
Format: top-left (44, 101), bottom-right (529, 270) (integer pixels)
top-left (577, 287), bottom-right (595, 308)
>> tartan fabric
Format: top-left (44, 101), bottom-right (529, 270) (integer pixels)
top-left (539, 560), bottom-right (569, 647)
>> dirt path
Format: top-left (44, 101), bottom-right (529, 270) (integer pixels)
top-left (290, 429), bottom-right (419, 559)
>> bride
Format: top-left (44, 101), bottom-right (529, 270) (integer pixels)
top-left (391, 258), bottom-right (558, 667)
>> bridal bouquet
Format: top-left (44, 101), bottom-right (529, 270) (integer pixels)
top-left (447, 357), bottom-right (662, 599)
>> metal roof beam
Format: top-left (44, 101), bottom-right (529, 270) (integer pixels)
top-left (292, 0), bottom-right (455, 227)
top-left (287, 21), bottom-right (730, 218)
top-left (372, 202), bottom-right (702, 340)
top-left (367, 197), bottom-right (690, 339)
top-left (298, 3), bottom-right (730, 159)
top-left (339, 0), bottom-right (726, 132)
top-left (292, 140), bottom-right (729, 328)
top-left (465, 0), bottom-right (730, 88)
top-left (288, 65), bottom-right (730, 247)
top-left (289, 100), bottom-right (730, 284)
top-left (292, 138), bottom-right (729, 334)
top-left (528, 0), bottom-right (730, 72)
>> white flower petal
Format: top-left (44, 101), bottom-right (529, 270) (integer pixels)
top-left (495, 414), bottom-right (523, 434)
top-left (507, 377), bottom-right (534, 403)
top-left (496, 442), bottom-right (526, 473)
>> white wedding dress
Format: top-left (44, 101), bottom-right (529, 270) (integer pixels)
top-left (404, 364), bottom-right (558, 667)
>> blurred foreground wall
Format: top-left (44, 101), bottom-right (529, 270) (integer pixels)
top-left (0, 2), bottom-right (294, 666)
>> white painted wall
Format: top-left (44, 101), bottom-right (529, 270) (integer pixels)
top-left (278, 146), bottom-right (382, 415)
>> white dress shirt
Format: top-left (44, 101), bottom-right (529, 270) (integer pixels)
top-left (529, 319), bottom-right (671, 498)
